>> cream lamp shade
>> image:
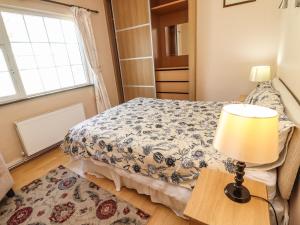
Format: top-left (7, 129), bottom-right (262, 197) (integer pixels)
top-left (249, 66), bottom-right (271, 82)
top-left (213, 104), bottom-right (279, 164)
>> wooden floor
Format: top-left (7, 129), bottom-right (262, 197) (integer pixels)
top-left (11, 147), bottom-right (190, 225)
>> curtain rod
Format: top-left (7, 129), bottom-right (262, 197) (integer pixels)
top-left (40, 0), bottom-right (99, 13)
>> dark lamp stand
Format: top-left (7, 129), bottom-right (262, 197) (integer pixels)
top-left (224, 161), bottom-right (251, 203)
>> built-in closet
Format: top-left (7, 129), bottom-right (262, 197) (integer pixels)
top-left (110, 0), bottom-right (195, 101)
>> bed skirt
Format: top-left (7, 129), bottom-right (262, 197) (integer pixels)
top-left (77, 158), bottom-right (191, 217)
top-left (70, 158), bottom-right (288, 225)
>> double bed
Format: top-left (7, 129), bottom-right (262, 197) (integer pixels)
top-left (61, 78), bottom-right (300, 225)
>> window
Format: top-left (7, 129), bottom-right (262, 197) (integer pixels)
top-left (0, 9), bottom-right (89, 103)
top-left (0, 48), bottom-right (16, 98)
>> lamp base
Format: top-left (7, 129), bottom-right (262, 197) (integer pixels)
top-left (224, 183), bottom-right (251, 203)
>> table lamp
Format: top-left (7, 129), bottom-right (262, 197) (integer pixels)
top-left (213, 104), bottom-right (279, 203)
top-left (249, 66), bottom-right (271, 82)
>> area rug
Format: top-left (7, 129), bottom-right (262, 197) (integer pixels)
top-left (0, 165), bottom-right (150, 225)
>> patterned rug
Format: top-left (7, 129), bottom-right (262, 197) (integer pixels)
top-left (0, 165), bottom-right (150, 225)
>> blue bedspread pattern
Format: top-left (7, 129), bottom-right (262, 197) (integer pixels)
top-left (62, 98), bottom-right (237, 189)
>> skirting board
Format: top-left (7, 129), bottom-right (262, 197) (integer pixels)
top-left (7, 142), bottom-right (61, 170)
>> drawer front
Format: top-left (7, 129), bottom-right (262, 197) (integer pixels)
top-left (157, 93), bottom-right (189, 100)
top-left (156, 82), bottom-right (189, 93)
top-left (156, 70), bottom-right (189, 81)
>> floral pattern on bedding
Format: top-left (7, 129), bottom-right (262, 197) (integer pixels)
top-left (62, 98), bottom-right (236, 189)
top-left (61, 97), bottom-right (294, 189)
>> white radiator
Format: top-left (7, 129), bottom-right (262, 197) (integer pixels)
top-left (15, 104), bottom-right (86, 156)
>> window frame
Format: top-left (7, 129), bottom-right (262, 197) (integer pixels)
top-left (0, 6), bottom-right (91, 105)
top-left (0, 45), bottom-right (23, 102)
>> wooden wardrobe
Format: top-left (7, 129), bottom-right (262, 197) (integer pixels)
top-left (110, 0), bottom-right (196, 101)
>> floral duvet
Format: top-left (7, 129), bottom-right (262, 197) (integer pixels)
top-left (62, 98), bottom-right (237, 189)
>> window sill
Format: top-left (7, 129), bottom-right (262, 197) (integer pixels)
top-left (0, 84), bottom-right (94, 107)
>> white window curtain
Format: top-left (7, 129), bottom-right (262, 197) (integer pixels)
top-left (71, 7), bottom-right (111, 112)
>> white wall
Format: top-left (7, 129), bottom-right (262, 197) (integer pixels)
top-left (277, 0), bottom-right (300, 101)
top-left (196, 0), bottom-right (281, 101)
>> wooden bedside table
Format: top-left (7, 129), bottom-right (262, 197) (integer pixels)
top-left (184, 169), bottom-right (270, 225)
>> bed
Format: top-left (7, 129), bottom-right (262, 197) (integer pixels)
top-left (61, 78), bottom-right (300, 225)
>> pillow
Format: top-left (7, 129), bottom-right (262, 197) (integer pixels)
top-left (245, 81), bottom-right (295, 170)
top-left (244, 81), bottom-right (285, 115)
top-left (247, 115), bottom-right (295, 170)
top-left (256, 80), bottom-right (273, 89)
top-left (244, 81), bottom-right (272, 103)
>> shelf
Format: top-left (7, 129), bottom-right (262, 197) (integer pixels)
top-left (151, 0), bottom-right (188, 14)
top-left (156, 66), bottom-right (188, 71)
top-left (156, 92), bottom-right (189, 94)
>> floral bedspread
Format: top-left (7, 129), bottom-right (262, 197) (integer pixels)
top-left (62, 98), bottom-right (236, 189)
